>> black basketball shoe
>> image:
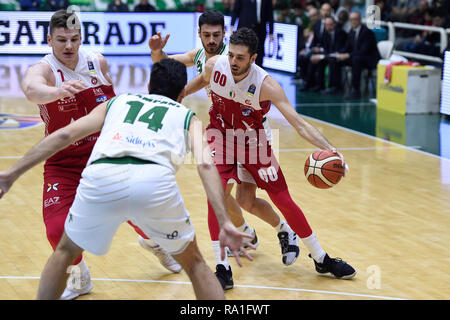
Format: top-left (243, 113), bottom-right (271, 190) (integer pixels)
top-left (309, 253), bottom-right (356, 279)
top-left (215, 264), bottom-right (234, 290)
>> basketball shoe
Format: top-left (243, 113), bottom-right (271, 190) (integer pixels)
top-left (138, 236), bottom-right (182, 273)
top-left (60, 266), bottom-right (93, 300)
top-left (215, 264), bottom-right (234, 290)
top-left (278, 230), bottom-right (300, 265)
top-left (309, 253), bottom-right (356, 279)
top-left (226, 227), bottom-right (259, 257)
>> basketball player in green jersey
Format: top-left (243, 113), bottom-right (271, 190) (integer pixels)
top-left (149, 10), bottom-right (300, 289)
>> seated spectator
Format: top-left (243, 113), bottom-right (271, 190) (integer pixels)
top-left (337, 9), bottom-right (350, 33)
top-left (277, 2), bottom-right (294, 24)
top-left (299, 2), bottom-right (332, 91)
top-left (107, 0), bottom-right (129, 12)
top-left (408, 0), bottom-right (429, 25)
top-left (134, 0), bottom-right (155, 12)
top-left (401, 9), bottom-right (445, 58)
top-left (335, 11), bottom-right (381, 98)
top-left (319, 16), bottom-right (348, 95)
top-left (296, 6), bottom-right (319, 83)
top-left (303, 16), bottom-right (347, 94)
top-left (293, 2), bottom-right (310, 27)
top-left (390, 0), bottom-right (421, 22)
top-left (19, 0), bottom-right (42, 11)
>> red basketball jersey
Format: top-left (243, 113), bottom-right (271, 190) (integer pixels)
top-left (208, 55), bottom-right (271, 133)
top-left (38, 49), bottom-right (116, 172)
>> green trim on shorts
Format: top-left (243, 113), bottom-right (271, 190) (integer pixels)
top-left (91, 156), bottom-right (157, 165)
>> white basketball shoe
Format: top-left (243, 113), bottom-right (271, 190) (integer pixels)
top-left (138, 236), bottom-right (182, 273)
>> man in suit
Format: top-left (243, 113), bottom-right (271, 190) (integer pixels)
top-left (337, 11), bottom-right (381, 98)
top-left (231, 0), bottom-right (274, 67)
top-left (320, 16), bottom-right (348, 94)
top-left (300, 2), bottom-right (333, 91)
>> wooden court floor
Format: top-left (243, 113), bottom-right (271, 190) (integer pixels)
top-left (0, 92), bottom-right (449, 301)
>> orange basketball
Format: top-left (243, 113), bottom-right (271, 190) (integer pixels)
top-left (304, 150), bottom-right (345, 189)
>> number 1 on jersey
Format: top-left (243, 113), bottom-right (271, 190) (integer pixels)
top-left (124, 101), bottom-right (168, 132)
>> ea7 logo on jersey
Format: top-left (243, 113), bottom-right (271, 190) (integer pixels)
top-left (44, 196), bottom-right (60, 208)
top-left (46, 183), bottom-right (59, 192)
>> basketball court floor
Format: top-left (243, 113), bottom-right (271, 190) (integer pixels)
top-left (0, 55), bottom-right (449, 300)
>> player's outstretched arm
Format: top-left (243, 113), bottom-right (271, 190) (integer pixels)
top-left (21, 63), bottom-right (88, 104)
top-left (184, 55), bottom-right (218, 96)
top-left (188, 116), bottom-right (254, 266)
top-left (149, 32), bottom-right (196, 67)
top-left (261, 77), bottom-right (345, 164)
top-left (0, 102), bottom-right (107, 199)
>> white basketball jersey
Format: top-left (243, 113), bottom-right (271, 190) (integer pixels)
top-left (210, 55), bottom-right (269, 111)
top-left (40, 48), bottom-right (111, 87)
top-left (87, 93), bottom-right (195, 174)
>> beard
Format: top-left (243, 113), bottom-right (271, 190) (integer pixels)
top-left (231, 62), bottom-right (251, 77)
top-left (203, 40), bottom-right (222, 55)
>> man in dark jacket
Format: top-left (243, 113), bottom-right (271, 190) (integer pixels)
top-left (231, 0), bottom-right (274, 67)
top-left (337, 11), bottom-right (381, 98)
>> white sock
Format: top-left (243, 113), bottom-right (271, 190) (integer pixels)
top-left (301, 232), bottom-right (326, 263)
top-left (274, 219), bottom-right (290, 233)
top-left (212, 240), bottom-right (230, 270)
top-left (142, 237), bottom-right (158, 248)
top-left (76, 258), bottom-right (89, 274)
top-left (237, 220), bottom-right (251, 233)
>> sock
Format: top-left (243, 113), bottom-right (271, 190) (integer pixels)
top-left (301, 232), bottom-right (326, 263)
top-left (76, 258), bottom-right (89, 274)
top-left (274, 219), bottom-right (291, 233)
top-left (212, 240), bottom-right (230, 270)
top-left (142, 238), bottom-right (158, 248)
top-left (237, 220), bottom-right (254, 234)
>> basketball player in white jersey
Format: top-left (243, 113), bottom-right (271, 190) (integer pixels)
top-left (0, 58), bottom-right (254, 300)
top-left (149, 10), bottom-right (299, 289)
top-left (19, 9), bottom-right (180, 300)
top-left (185, 28), bottom-right (357, 284)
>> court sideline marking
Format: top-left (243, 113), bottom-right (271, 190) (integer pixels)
top-left (0, 275), bottom-right (405, 300)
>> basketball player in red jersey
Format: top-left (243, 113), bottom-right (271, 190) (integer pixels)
top-left (185, 28), bottom-right (356, 287)
top-left (149, 10), bottom-right (300, 290)
top-left (20, 10), bottom-right (181, 300)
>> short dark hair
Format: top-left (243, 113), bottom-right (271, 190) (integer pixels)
top-left (149, 59), bottom-right (187, 101)
top-left (49, 9), bottom-right (81, 35)
top-left (229, 28), bottom-right (258, 56)
top-left (198, 10), bottom-right (225, 29)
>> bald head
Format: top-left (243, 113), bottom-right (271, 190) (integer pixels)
top-left (349, 11), bottom-right (361, 29)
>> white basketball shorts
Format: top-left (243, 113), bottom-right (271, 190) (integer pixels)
top-left (65, 162), bottom-right (195, 255)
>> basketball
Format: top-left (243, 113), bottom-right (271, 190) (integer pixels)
top-left (304, 150), bottom-right (345, 189)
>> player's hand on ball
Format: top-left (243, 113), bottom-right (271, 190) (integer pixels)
top-left (330, 148), bottom-right (346, 176)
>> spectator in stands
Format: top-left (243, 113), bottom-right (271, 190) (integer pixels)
top-left (408, 0), bottom-right (429, 26)
top-left (320, 16), bottom-right (348, 95)
top-left (277, 2), bottom-right (294, 24)
top-left (296, 6), bottom-right (319, 83)
top-left (45, 0), bottom-right (69, 11)
top-left (390, 0), bottom-right (421, 22)
top-left (336, 11), bottom-right (381, 99)
top-left (19, 0), bottom-right (42, 11)
top-left (401, 9), bottom-right (445, 58)
top-left (107, 0), bottom-right (129, 12)
top-left (134, 0), bottom-right (155, 12)
top-left (337, 9), bottom-right (350, 33)
top-left (299, 2), bottom-right (332, 91)
top-left (293, 2), bottom-right (310, 27)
